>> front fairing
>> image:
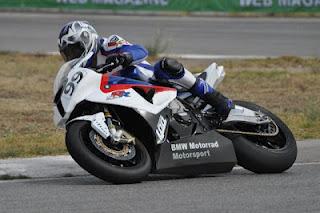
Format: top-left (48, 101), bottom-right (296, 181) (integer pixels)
top-left (53, 53), bottom-right (95, 128)
top-left (53, 59), bottom-right (78, 96)
top-left (54, 73), bottom-right (177, 128)
top-left (53, 51), bottom-right (177, 129)
top-left (53, 66), bottom-right (98, 128)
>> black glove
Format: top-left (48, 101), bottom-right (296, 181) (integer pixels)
top-left (104, 52), bottom-right (133, 71)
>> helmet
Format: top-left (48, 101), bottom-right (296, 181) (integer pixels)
top-left (58, 21), bottom-right (98, 62)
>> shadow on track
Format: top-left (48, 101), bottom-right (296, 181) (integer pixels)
top-left (24, 168), bottom-right (257, 186)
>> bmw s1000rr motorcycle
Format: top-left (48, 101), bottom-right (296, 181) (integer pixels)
top-left (53, 52), bottom-right (297, 183)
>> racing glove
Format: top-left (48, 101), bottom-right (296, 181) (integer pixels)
top-left (104, 52), bottom-right (133, 72)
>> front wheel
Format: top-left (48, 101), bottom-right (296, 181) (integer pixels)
top-left (225, 101), bottom-right (297, 173)
top-left (66, 121), bottom-right (152, 184)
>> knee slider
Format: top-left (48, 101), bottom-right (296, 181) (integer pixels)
top-left (160, 58), bottom-right (184, 79)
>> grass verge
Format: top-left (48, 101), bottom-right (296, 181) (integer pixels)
top-left (0, 52), bottom-right (319, 158)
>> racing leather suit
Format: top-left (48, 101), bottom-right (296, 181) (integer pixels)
top-left (86, 35), bottom-right (233, 118)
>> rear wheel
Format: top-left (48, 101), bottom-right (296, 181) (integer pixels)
top-left (66, 121), bottom-right (152, 184)
top-left (224, 101), bottom-right (297, 173)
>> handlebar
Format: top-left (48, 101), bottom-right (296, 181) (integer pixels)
top-left (96, 62), bottom-right (115, 73)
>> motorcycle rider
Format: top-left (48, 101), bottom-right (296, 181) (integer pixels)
top-left (58, 21), bottom-right (234, 121)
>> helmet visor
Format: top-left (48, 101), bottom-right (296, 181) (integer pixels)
top-left (60, 42), bottom-right (85, 62)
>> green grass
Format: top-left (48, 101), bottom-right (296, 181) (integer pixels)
top-left (0, 52), bottom-right (66, 158)
top-left (0, 52), bottom-right (319, 158)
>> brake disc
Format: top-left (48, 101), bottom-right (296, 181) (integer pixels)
top-left (89, 130), bottom-right (136, 161)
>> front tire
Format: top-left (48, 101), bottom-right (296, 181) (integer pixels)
top-left (66, 121), bottom-right (152, 184)
top-left (226, 101), bottom-right (297, 173)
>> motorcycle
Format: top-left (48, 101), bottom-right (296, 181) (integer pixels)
top-left (53, 52), bottom-right (297, 183)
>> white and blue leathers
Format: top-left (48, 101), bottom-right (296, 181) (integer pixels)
top-left (85, 34), bottom-right (218, 99)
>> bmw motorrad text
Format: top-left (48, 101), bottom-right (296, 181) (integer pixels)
top-left (171, 141), bottom-right (219, 160)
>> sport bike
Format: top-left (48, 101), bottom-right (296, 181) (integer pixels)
top-left (53, 52), bottom-right (297, 183)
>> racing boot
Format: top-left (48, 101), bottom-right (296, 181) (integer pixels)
top-left (154, 58), bottom-right (234, 121)
top-left (190, 78), bottom-right (234, 121)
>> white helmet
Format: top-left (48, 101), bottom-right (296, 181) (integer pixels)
top-left (58, 21), bottom-right (98, 61)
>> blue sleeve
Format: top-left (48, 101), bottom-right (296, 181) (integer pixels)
top-left (119, 44), bottom-right (148, 64)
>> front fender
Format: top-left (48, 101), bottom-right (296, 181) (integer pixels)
top-left (66, 112), bottom-right (110, 139)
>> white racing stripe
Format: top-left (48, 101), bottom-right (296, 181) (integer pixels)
top-left (292, 162), bottom-right (320, 166)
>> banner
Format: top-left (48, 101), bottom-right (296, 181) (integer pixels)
top-left (0, 0), bottom-right (320, 13)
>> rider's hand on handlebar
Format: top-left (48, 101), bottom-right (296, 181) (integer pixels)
top-left (100, 53), bottom-right (133, 73)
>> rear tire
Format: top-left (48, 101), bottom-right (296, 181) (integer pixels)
top-left (66, 121), bottom-right (152, 184)
top-left (226, 101), bottom-right (297, 173)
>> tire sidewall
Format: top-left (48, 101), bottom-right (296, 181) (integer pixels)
top-left (229, 100), bottom-right (297, 173)
top-left (66, 121), bottom-right (152, 184)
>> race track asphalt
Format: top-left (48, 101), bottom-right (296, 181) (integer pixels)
top-left (0, 164), bottom-right (319, 213)
top-left (0, 12), bottom-right (319, 57)
top-left (0, 140), bottom-right (319, 213)
top-left (0, 12), bottom-right (319, 213)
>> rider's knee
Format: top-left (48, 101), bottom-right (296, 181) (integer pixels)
top-left (154, 58), bottom-right (185, 80)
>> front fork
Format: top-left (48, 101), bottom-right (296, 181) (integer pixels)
top-left (67, 112), bottom-right (133, 144)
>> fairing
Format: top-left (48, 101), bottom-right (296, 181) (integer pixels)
top-left (53, 62), bottom-right (177, 128)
